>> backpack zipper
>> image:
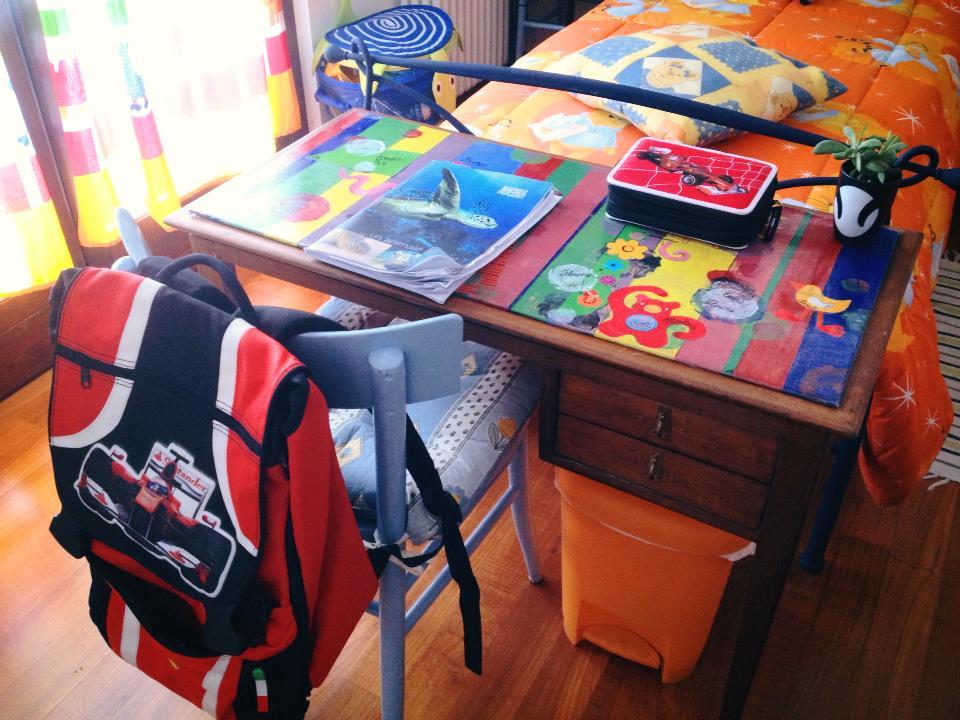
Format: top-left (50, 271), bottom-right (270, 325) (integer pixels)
top-left (79, 356), bottom-right (92, 388)
top-left (56, 344), bottom-right (261, 454)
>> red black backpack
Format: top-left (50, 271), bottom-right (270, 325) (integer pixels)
top-left (47, 257), bottom-right (481, 718)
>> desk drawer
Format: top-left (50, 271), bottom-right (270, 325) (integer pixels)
top-left (555, 414), bottom-right (768, 530)
top-left (558, 374), bottom-right (778, 482)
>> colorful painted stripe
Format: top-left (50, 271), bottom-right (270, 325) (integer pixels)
top-left (721, 211), bottom-right (814, 375)
top-left (781, 226), bottom-right (897, 405)
top-left (727, 211), bottom-right (845, 388)
top-left (675, 207), bottom-right (807, 372)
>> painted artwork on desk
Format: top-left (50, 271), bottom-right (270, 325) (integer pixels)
top-left (187, 109), bottom-right (898, 408)
top-left (501, 206), bottom-right (898, 407)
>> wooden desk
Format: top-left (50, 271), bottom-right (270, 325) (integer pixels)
top-left (166, 118), bottom-right (920, 717)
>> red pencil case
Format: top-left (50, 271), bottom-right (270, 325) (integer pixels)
top-left (606, 138), bottom-right (780, 250)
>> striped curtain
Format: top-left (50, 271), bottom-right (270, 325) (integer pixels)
top-left (37, 0), bottom-right (301, 247)
top-left (0, 55), bottom-right (72, 298)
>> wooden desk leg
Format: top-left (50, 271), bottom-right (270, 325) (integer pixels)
top-left (719, 424), bottom-right (832, 720)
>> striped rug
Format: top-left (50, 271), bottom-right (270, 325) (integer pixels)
top-left (929, 258), bottom-right (960, 484)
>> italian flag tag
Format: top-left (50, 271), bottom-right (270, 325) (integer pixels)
top-left (253, 667), bottom-right (269, 713)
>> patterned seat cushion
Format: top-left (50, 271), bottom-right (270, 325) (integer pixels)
top-left (318, 298), bottom-right (540, 543)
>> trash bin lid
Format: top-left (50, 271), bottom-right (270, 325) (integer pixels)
top-left (556, 469), bottom-right (754, 559)
top-left (325, 5), bottom-right (454, 59)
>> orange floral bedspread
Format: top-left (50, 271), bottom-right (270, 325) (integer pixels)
top-left (454, 0), bottom-right (959, 505)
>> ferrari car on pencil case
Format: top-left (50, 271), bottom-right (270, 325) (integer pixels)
top-left (637, 148), bottom-right (747, 195)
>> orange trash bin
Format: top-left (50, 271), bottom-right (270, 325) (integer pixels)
top-left (556, 469), bottom-right (755, 683)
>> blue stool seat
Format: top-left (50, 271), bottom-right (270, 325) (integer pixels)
top-left (318, 298), bottom-right (540, 544)
top-left (325, 5), bottom-right (454, 58)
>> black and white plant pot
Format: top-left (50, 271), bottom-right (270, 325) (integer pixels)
top-left (833, 162), bottom-right (900, 243)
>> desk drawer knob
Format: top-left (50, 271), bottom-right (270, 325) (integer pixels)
top-left (647, 453), bottom-right (663, 481)
top-left (654, 407), bottom-right (672, 440)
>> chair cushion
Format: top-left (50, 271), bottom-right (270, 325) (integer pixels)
top-left (318, 298), bottom-right (540, 543)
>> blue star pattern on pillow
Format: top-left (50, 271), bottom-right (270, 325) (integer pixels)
top-left (699, 40), bottom-right (779, 73)
top-left (581, 36), bottom-right (656, 67)
top-left (692, 99), bottom-right (741, 145)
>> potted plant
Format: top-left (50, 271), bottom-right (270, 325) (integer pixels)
top-left (813, 126), bottom-right (906, 243)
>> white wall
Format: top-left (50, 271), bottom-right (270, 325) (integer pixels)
top-left (291, 0), bottom-right (391, 129)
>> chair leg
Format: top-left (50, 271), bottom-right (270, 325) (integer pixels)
top-left (378, 563), bottom-right (407, 720)
top-left (508, 435), bottom-right (542, 583)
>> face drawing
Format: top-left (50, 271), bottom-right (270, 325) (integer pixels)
top-left (692, 276), bottom-right (764, 323)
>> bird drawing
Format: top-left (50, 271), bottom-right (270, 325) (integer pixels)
top-left (781, 282), bottom-right (852, 337)
top-left (382, 167), bottom-right (498, 229)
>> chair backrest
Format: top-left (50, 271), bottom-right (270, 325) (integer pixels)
top-left (112, 208), bottom-right (152, 271)
top-left (289, 316), bottom-right (463, 542)
top-left (288, 315), bottom-right (462, 409)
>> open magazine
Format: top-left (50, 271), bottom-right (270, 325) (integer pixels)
top-left (303, 160), bottom-right (562, 302)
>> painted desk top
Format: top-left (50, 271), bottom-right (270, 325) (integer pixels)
top-left (189, 110), bottom-right (898, 407)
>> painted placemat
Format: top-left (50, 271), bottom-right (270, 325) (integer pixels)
top-left (499, 207), bottom-right (897, 407)
top-left (188, 109), bottom-right (899, 407)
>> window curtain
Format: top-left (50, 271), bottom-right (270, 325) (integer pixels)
top-left (0, 55), bottom-right (72, 298)
top-left (37, 0), bottom-right (301, 248)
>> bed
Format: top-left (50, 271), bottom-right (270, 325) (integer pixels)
top-left (450, 0), bottom-right (958, 505)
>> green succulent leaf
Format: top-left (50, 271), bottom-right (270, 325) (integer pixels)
top-left (814, 139), bottom-right (847, 154)
top-left (811, 126), bottom-right (907, 180)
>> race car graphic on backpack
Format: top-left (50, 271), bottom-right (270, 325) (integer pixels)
top-left (75, 441), bottom-right (236, 596)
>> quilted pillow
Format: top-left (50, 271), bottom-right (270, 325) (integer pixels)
top-left (545, 23), bottom-right (846, 146)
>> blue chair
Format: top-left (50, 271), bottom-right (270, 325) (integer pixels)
top-left (115, 213), bottom-right (543, 720)
top-left (303, 298), bottom-right (542, 720)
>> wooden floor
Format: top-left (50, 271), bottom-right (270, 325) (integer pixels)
top-left (2, 272), bottom-right (958, 719)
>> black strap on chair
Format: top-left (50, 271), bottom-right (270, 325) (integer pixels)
top-left (358, 421), bottom-right (481, 674)
top-left (402, 416), bottom-right (481, 674)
